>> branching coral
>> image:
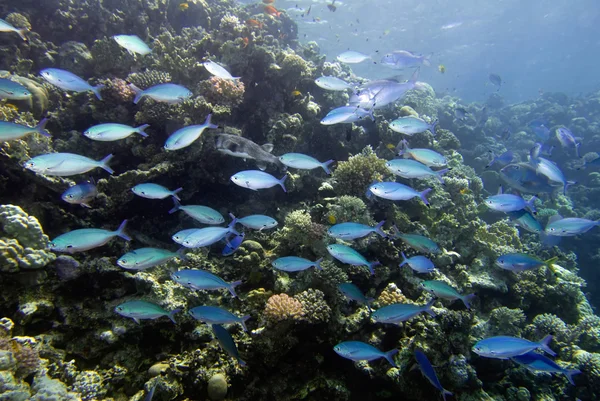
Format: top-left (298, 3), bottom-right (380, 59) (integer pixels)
top-left (332, 146), bottom-right (388, 197)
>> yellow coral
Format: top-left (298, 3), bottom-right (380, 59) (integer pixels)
top-left (376, 283), bottom-right (409, 307)
top-left (264, 294), bottom-right (304, 323)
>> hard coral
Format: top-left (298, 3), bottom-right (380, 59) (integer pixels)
top-left (199, 76), bottom-right (245, 107)
top-left (332, 146), bottom-right (388, 197)
top-left (294, 289), bottom-right (331, 324)
top-left (264, 294), bottom-right (304, 323)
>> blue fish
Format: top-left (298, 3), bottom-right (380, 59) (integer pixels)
top-left (495, 253), bottom-right (557, 272)
top-left (164, 114), bottom-right (218, 150)
top-left (367, 181), bottom-right (432, 206)
top-left (117, 247), bottom-right (186, 271)
top-left (272, 256), bottom-right (323, 272)
top-left (132, 183), bottom-right (183, 200)
top-left (391, 228), bottom-right (441, 254)
top-left (115, 300), bottom-right (180, 324)
top-left (25, 153), bottom-right (114, 176)
top-left (222, 233), bottom-right (245, 256)
top-left (173, 218), bottom-right (240, 248)
top-left (0, 18), bottom-right (28, 40)
top-left (61, 179), bottom-right (98, 208)
top-left (529, 156), bottom-right (572, 195)
top-left (0, 77), bottom-right (31, 100)
top-left (278, 153), bottom-right (334, 174)
top-left (84, 123), bottom-right (149, 142)
top-left (336, 51), bottom-right (371, 63)
top-left (320, 106), bottom-right (374, 125)
top-left (327, 220), bottom-right (387, 240)
top-left (545, 215), bottom-right (600, 237)
top-left (532, 124), bottom-right (550, 142)
top-left (189, 306), bottom-right (250, 331)
top-left (485, 150), bottom-right (513, 169)
top-left (40, 68), bottom-right (104, 100)
top-left (333, 341), bottom-right (398, 367)
top-left (212, 324), bottom-right (246, 366)
top-left (414, 350), bottom-right (453, 401)
top-left (129, 83), bottom-right (192, 104)
top-left (399, 252), bottom-right (435, 273)
top-left (472, 335), bottom-right (555, 359)
top-left (338, 283), bottom-right (373, 311)
top-left (500, 163), bottom-right (558, 194)
top-left (236, 214), bottom-right (278, 231)
top-left (555, 127), bottom-right (580, 158)
top-left (169, 199), bottom-right (224, 225)
top-left (144, 383), bottom-right (156, 401)
top-left (113, 34), bottom-right (152, 56)
top-left (511, 351), bottom-right (581, 385)
top-left (50, 220), bottom-right (130, 253)
top-left (230, 170), bottom-right (287, 192)
top-left (326, 244), bottom-right (380, 275)
top-left (389, 116), bottom-right (437, 136)
top-left (507, 210), bottom-right (542, 234)
top-left (170, 269), bottom-right (242, 297)
top-left (385, 159), bottom-right (449, 184)
top-left (372, 299), bottom-right (436, 324)
top-left (0, 118), bottom-right (50, 141)
top-left (484, 193), bottom-right (537, 214)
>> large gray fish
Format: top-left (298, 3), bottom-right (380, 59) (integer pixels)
top-left (500, 163), bottom-right (558, 194)
top-left (215, 134), bottom-right (285, 171)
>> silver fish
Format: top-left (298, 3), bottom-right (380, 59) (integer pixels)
top-left (215, 134), bottom-right (285, 170)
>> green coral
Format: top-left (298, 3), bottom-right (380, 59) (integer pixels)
top-left (332, 146), bottom-right (388, 196)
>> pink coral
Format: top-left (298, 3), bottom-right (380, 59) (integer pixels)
top-left (200, 76), bottom-right (245, 107)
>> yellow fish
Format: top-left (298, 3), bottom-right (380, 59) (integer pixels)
top-left (327, 215), bottom-right (337, 224)
top-left (291, 90), bottom-right (302, 97)
top-left (438, 64), bottom-right (446, 74)
top-left (179, 2), bottom-right (189, 11)
top-left (386, 143), bottom-right (396, 150)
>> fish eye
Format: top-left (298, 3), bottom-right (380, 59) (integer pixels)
top-left (117, 306), bottom-right (123, 311)
top-left (23, 91), bottom-right (28, 95)
top-left (67, 194), bottom-right (74, 199)
top-left (121, 259), bottom-right (128, 264)
top-left (49, 242), bottom-right (56, 247)
top-left (66, 245), bottom-right (73, 249)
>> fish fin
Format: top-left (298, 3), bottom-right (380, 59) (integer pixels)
top-left (228, 280), bottom-right (242, 298)
top-left (384, 349), bottom-right (399, 367)
top-left (176, 247), bottom-right (188, 260)
top-left (115, 219), bottom-right (131, 241)
top-left (81, 203), bottom-right (92, 209)
top-left (35, 118), bottom-right (52, 137)
top-left (314, 257), bottom-right (324, 270)
top-left (168, 308), bottom-right (181, 324)
top-left (461, 293), bottom-right (477, 310)
top-left (409, 68), bottom-right (420, 84)
top-left (237, 358), bottom-right (247, 367)
top-left (135, 124), bottom-right (150, 137)
top-left (526, 195), bottom-right (538, 215)
top-left (564, 180), bottom-right (576, 195)
top-left (365, 186), bottom-right (374, 200)
top-left (419, 188), bottom-right (432, 207)
top-left (424, 298), bottom-right (437, 317)
top-left (133, 317), bottom-right (140, 324)
top-left (92, 84), bottom-right (105, 100)
top-left (256, 161), bottom-right (267, 171)
top-left (538, 335), bottom-right (556, 356)
top-left (564, 369), bottom-right (582, 385)
top-left (99, 154), bottom-right (114, 174)
top-left (169, 198), bottom-right (181, 214)
top-left (544, 256), bottom-right (559, 273)
top-left (261, 143), bottom-right (274, 153)
top-left (547, 214), bottom-right (563, 224)
top-left (429, 119), bottom-right (438, 136)
top-left (321, 159), bottom-right (334, 175)
top-left (442, 389), bottom-right (453, 401)
top-left (436, 168), bottom-right (450, 185)
top-left (240, 315), bottom-right (251, 331)
top-left (129, 83), bottom-right (143, 104)
top-left (227, 216), bottom-right (241, 236)
top-left (278, 174), bottom-right (288, 193)
top-left (368, 260), bottom-right (381, 276)
top-left (399, 251), bottom-right (409, 267)
top-left (171, 187), bottom-right (183, 201)
top-left (16, 28), bottom-right (28, 41)
top-left (497, 185), bottom-right (503, 195)
top-left (374, 220), bottom-right (387, 238)
top-left (203, 113), bottom-right (218, 129)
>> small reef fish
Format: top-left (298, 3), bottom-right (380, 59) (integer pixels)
top-left (202, 60), bottom-right (240, 80)
top-left (338, 283), bottom-right (373, 311)
top-left (327, 220), bottom-right (387, 240)
top-left (385, 159), bottom-right (449, 184)
top-left (84, 123), bottom-right (149, 141)
top-left (485, 150), bottom-right (513, 169)
top-left (414, 350), bottom-right (453, 401)
top-left (489, 73), bottom-right (502, 89)
top-left (389, 116), bottom-right (438, 136)
top-left (169, 199), bottom-right (225, 225)
top-left (129, 83), bottom-right (192, 104)
top-left (333, 341), bottom-right (398, 367)
top-left (278, 153), bottom-right (334, 174)
top-left (272, 256), bottom-right (323, 272)
top-left (500, 163), bottom-right (557, 194)
top-left (0, 77), bottom-right (31, 100)
top-left (189, 306), bottom-right (250, 331)
top-left (115, 300), bottom-right (180, 324)
top-left (50, 220), bottom-right (130, 253)
top-left (511, 351), bottom-right (581, 385)
top-left (380, 50), bottom-right (431, 69)
top-left (529, 156), bottom-right (571, 195)
top-left (555, 127), bottom-right (581, 158)
top-left (507, 210), bottom-right (542, 234)
top-left (314, 76), bottom-right (354, 91)
top-left (132, 183), bottom-right (183, 200)
top-left (320, 106), bottom-right (374, 125)
top-left (336, 51), bottom-right (371, 64)
top-left (246, 19), bottom-right (264, 29)
top-left (326, 244), bottom-right (380, 275)
top-left (484, 193), bottom-right (537, 214)
top-left (236, 214), bottom-right (278, 231)
top-left (472, 335), bottom-right (556, 359)
top-left (454, 107), bottom-right (468, 120)
top-left (0, 18), bottom-right (28, 40)
top-left (117, 247), bottom-right (185, 271)
top-left (222, 232), bottom-right (245, 256)
top-left (170, 269), bottom-right (242, 297)
top-left (112, 34), bottom-right (152, 55)
top-left (399, 252), bottom-right (435, 273)
top-left (230, 170), bottom-right (288, 192)
top-left (545, 215), bottom-right (600, 236)
top-left (495, 253), bottom-right (557, 272)
top-left (264, 5), bottom-right (282, 17)
top-left (0, 118), bottom-right (50, 141)
top-left (367, 182), bottom-right (432, 206)
top-left (25, 153), bottom-right (114, 176)
top-left (215, 134), bottom-right (284, 170)
top-left (61, 179), bottom-right (98, 208)
top-left (398, 140), bottom-right (447, 167)
top-left (212, 324), bottom-right (246, 366)
top-left (372, 299), bottom-right (436, 324)
top-left (421, 280), bottom-right (475, 309)
top-left (438, 64), bottom-right (446, 74)
top-left (173, 219), bottom-right (241, 248)
top-left (391, 229), bottom-right (441, 254)
top-left (40, 68), bottom-right (104, 100)
top-left (165, 114), bottom-right (218, 151)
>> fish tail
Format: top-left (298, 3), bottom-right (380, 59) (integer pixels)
top-left (228, 216), bottom-right (241, 236)
top-left (175, 247), bottom-right (188, 260)
top-left (538, 335), bottom-right (556, 356)
top-left (204, 113), bottom-right (218, 129)
top-left (430, 119), bottom-right (438, 136)
top-left (409, 68), bottom-right (420, 84)
top-left (390, 225), bottom-right (401, 238)
top-left (564, 180), bottom-right (576, 195)
top-left (365, 186), bottom-right (374, 200)
top-left (240, 314), bottom-right (251, 331)
top-left (399, 251), bottom-right (408, 267)
top-left (419, 188), bottom-right (433, 207)
top-left (129, 83), bottom-right (143, 104)
top-left (168, 308), bottom-right (181, 324)
top-left (564, 369), bottom-right (582, 385)
top-left (135, 124), bottom-right (150, 137)
top-left (461, 293), bottom-right (477, 310)
top-left (314, 257), bottom-right (323, 271)
top-left (374, 220), bottom-right (387, 238)
top-left (115, 219), bottom-right (132, 241)
top-left (228, 280), bottom-right (243, 298)
top-left (99, 154), bottom-right (114, 174)
top-left (527, 195), bottom-right (538, 215)
top-left (543, 256), bottom-right (559, 273)
top-left (278, 174), bottom-right (288, 193)
top-left (442, 389), bottom-right (453, 401)
top-left (35, 117), bottom-right (52, 138)
top-left (92, 84), bottom-right (105, 100)
top-left (368, 260), bottom-right (380, 276)
top-left (169, 198), bottom-right (181, 214)
top-left (436, 168), bottom-right (450, 185)
top-left (16, 28), bottom-right (28, 41)
top-left (321, 159), bottom-right (335, 175)
top-left (424, 298), bottom-right (437, 317)
top-left (367, 107), bottom-right (375, 121)
top-left (171, 187), bottom-right (183, 201)
top-left (422, 53), bottom-right (432, 67)
top-left (575, 142), bottom-right (581, 158)
top-left (383, 349), bottom-right (399, 367)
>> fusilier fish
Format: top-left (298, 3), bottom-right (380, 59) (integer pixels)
top-left (279, 153), bottom-right (334, 174)
top-left (326, 244), bottom-right (380, 275)
top-left (40, 68), bottom-right (104, 100)
top-left (189, 306), bottom-right (250, 331)
top-left (485, 150), bottom-right (514, 169)
top-left (530, 156), bottom-right (572, 194)
top-left (399, 252), bottom-right (435, 273)
top-left (236, 214), bottom-right (278, 231)
top-left (495, 253), bottom-right (557, 272)
top-left (0, 77), bottom-right (31, 100)
top-left (333, 341), bottom-right (398, 367)
top-left (113, 34), bottom-right (152, 55)
top-left (25, 153), bottom-right (114, 176)
top-left (272, 256), bottom-right (323, 272)
top-left (0, 18), bottom-right (28, 40)
top-left (115, 300), bottom-right (180, 324)
top-left (489, 73), bottom-right (502, 89)
top-left (164, 114), bottom-right (218, 151)
top-left (421, 280), bottom-right (475, 309)
top-left (380, 50), bottom-right (431, 69)
top-left (222, 232), bottom-right (245, 256)
top-left (398, 140), bottom-right (447, 167)
top-left (61, 179), bottom-right (97, 208)
top-left (367, 182), bottom-right (432, 206)
top-left (391, 229), bottom-right (441, 254)
top-left (230, 170), bottom-right (288, 192)
top-left (507, 210), bottom-right (542, 234)
top-left (314, 76), bottom-right (354, 91)
top-left (545, 216), bottom-right (600, 236)
top-left (0, 118), bottom-right (50, 141)
top-left (511, 351), bottom-right (581, 385)
top-left (385, 159), bottom-right (449, 184)
top-left (500, 163), bottom-right (558, 194)
top-left (215, 134), bottom-right (284, 170)
top-left (202, 60), bottom-right (240, 80)
top-left (555, 127), bottom-right (580, 158)
top-left (414, 350), bottom-right (453, 401)
top-left (372, 299), bottom-right (436, 324)
top-left (472, 335), bottom-right (556, 359)
top-left (338, 283), bottom-right (373, 311)
top-left (117, 247), bottom-right (185, 270)
top-left (132, 183), bottom-right (183, 200)
top-left (212, 324), bottom-right (246, 366)
top-left (169, 199), bottom-right (224, 225)
top-left (484, 193), bottom-right (537, 214)
top-left (327, 220), bottom-right (387, 240)
top-left (173, 219), bottom-right (240, 248)
top-left (171, 269), bottom-right (242, 297)
top-left (129, 83), bottom-right (192, 104)
top-left (336, 51), bottom-right (370, 63)
top-left (320, 106), bottom-right (374, 125)
top-left (50, 220), bottom-right (130, 253)
top-left (389, 117), bottom-right (437, 136)
top-left (84, 123), bottom-right (149, 141)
